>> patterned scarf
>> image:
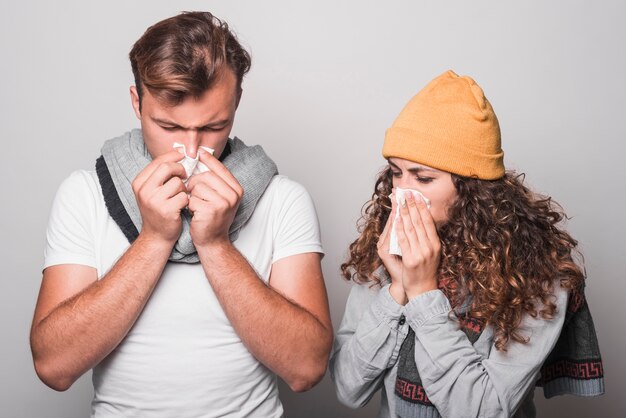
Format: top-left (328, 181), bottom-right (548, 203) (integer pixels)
top-left (394, 283), bottom-right (604, 417)
top-left (95, 129), bottom-right (278, 263)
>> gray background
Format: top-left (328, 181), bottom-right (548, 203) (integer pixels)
top-left (1, 0), bottom-right (624, 417)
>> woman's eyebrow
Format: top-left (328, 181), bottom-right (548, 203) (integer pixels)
top-left (406, 166), bottom-right (438, 174)
top-left (388, 160), bottom-right (438, 173)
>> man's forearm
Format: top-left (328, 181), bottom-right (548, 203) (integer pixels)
top-left (197, 241), bottom-right (332, 392)
top-left (31, 234), bottom-right (172, 391)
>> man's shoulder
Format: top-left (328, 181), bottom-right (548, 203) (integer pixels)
top-left (253, 174), bottom-right (320, 232)
top-left (54, 169), bottom-right (103, 204)
top-left (264, 175), bottom-right (310, 199)
top-left (258, 175), bottom-right (316, 214)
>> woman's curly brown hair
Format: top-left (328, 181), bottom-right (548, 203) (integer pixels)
top-left (341, 167), bottom-right (585, 351)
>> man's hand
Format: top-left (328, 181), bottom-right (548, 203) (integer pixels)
top-left (187, 151), bottom-right (243, 247)
top-left (132, 150), bottom-right (189, 244)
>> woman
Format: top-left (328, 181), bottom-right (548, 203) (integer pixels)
top-left (330, 70), bottom-right (604, 418)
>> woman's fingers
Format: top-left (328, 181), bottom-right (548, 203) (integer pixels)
top-left (399, 193), bottom-right (419, 253)
top-left (405, 192), bottom-right (429, 247)
top-left (415, 195), bottom-right (440, 245)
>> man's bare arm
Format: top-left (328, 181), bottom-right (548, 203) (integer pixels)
top-left (196, 245), bottom-right (333, 392)
top-left (30, 236), bottom-right (173, 391)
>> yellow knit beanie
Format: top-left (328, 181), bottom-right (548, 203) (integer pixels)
top-left (382, 70), bottom-right (504, 180)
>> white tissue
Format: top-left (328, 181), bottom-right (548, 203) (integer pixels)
top-left (173, 142), bottom-right (214, 182)
top-left (389, 188), bottom-right (431, 256)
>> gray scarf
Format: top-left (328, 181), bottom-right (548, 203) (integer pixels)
top-left (95, 129), bottom-right (278, 263)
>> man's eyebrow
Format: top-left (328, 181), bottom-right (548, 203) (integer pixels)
top-left (151, 117), bottom-right (180, 127)
top-left (151, 117), bottom-right (230, 129)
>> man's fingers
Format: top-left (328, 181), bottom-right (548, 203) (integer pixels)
top-left (168, 191), bottom-right (190, 212)
top-left (189, 181), bottom-right (237, 212)
top-left (187, 187), bottom-right (228, 215)
top-left (142, 162), bottom-right (187, 192)
top-left (134, 150), bottom-right (187, 188)
top-left (198, 151), bottom-right (242, 196)
top-left (154, 176), bottom-right (187, 201)
top-left (187, 170), bottom-right (240, 204)
top-left (188, 182), bottom-right (215, 202)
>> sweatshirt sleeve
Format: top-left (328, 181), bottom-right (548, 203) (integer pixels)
top-left (405, 287), bottom-right (568, 417)
top-left (329, 282), bottom-right (409, 408)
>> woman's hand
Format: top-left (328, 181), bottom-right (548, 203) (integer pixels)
top-left (395, 192), bottom-right (441, 300)
top-left (377, 194), bottom-right (408, 305)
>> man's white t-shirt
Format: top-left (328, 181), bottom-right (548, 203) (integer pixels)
top-left (44, 170), bottom-right (324, 418)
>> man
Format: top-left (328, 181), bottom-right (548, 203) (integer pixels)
top-left (30, 11), bottom-right (332, 417)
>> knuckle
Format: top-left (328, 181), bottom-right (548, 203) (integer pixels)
top-left (137, 189), bottom-right (149, 203)
top-left (159, 162), bottom-right (173, 174)
top-left (217, 200), bottom-right (229, 211)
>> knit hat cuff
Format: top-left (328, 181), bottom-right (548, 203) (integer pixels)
top-left (383, 127), bottom-right (505, 180)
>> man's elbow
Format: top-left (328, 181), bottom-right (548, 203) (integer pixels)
top-left (287, 364), bottom-right (327, 392)
top-left (285, 329), bottom-right (333, 392)
top-left (33, 357), bottom-right (76, 392)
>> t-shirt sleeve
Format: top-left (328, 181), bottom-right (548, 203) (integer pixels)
top-left (271, 178), bottom-right (324, 263)
top-left (43, 170), bottom-right (98, 269)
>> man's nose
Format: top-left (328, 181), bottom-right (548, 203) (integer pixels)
top-left (182, 129), bottom-right (200, 158)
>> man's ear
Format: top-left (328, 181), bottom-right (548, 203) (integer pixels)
top-left (130, 86), bottom-right (141, 119)
top-left (235, 88), bottom-right (243, 109)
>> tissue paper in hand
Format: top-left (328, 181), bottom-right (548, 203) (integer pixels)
top-left (173, 142), bottom-right (215, 182)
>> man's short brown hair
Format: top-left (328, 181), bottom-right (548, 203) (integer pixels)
top-left (129, 11), bottom-right (251, 106)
